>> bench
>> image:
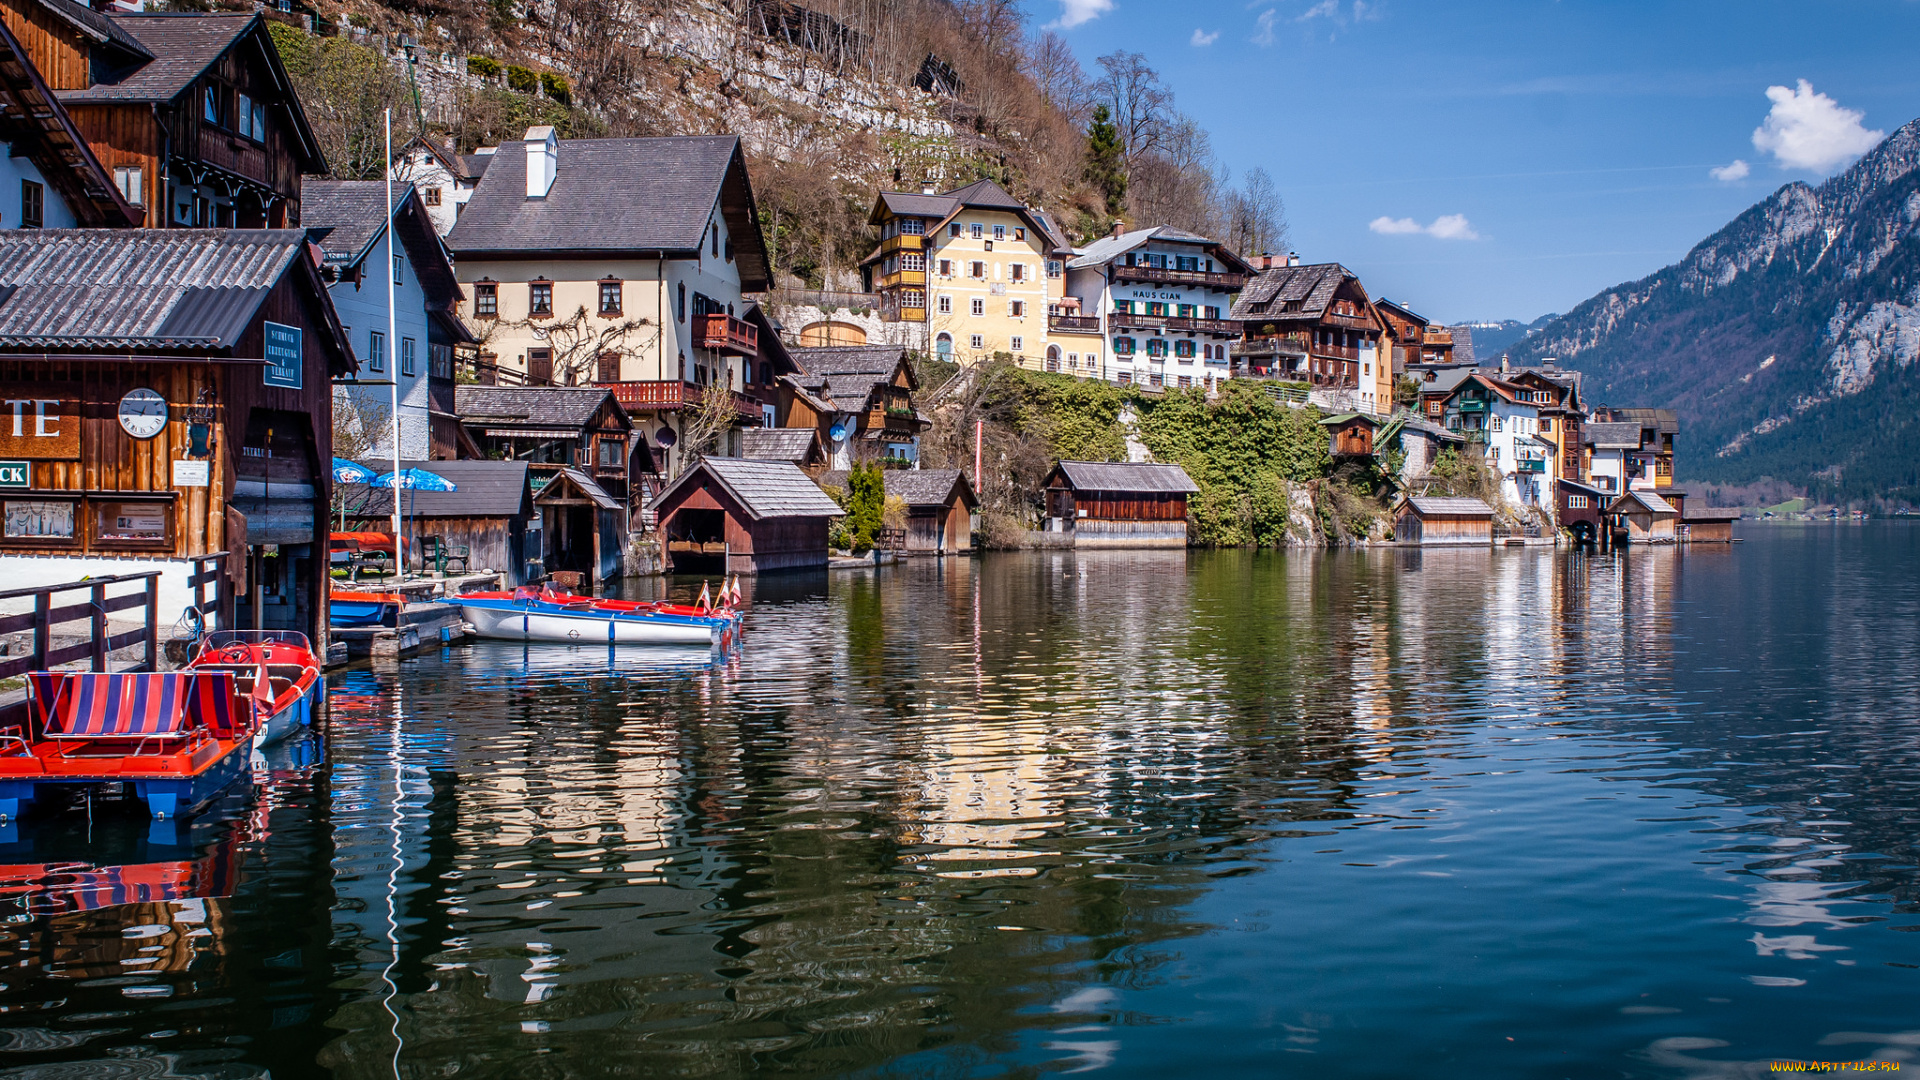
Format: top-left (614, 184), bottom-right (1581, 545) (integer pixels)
top-left (422, 535), bottom-right (470, 577)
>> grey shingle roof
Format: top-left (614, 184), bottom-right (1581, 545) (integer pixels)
top-left (867, 178), bottom-right (1072, 255)
top-left (0, 229), bottom-right (305, 349)
top-left (302, 181), bottom-right (406, 267)
top-left (536, 467), bottom-right (621, 510)
top-left (1051, 461), bottom-right (1198, 494)
top-left (788, 344), bottom-right (909, 409)
top-left (1447, 325), bottom-right (1476, 364)
top-left (342, 459), bottom-right (532, 518)
top-left (1583, 422), bottom-right (1642, 449)
top-left (674, 457), bottom-right (843, 519)
top-left (446, 135), bottom-right (770, 288)
top-left (461, 153), bottom-right (493, 178)
top-left (57, 14), bottom-right (251, 103)
top-left (454, 386), bottom-right (623, 430)
top-left (816, 468), bottom-right (974, 508)
top-left (1597, 407), bottom-right (1679, 434)
top-left (1406, 496), bottom-right (1492, 517)
top-left (875, 191), bottom-right (957, 219)
top-left (740, 427), bottom-right (821, 463)
top-left (25, 0), bottom-right (151, 60)
top-left (1611, 489), bottom-right (1676, 515)
top-left (1231, 262), bottom-right (1358, 321)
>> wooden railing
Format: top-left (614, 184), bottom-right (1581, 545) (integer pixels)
top-left (597, 381), bottom-right (761, 418)
top-left (1111, 313), bottom-right (1238, 335)
top-left (1113, 264), bottom-right (1248, 290)
top-left (696, 313), bottom-right (759, 356)
top-left (1049, 314), bottom-right (1101, 332)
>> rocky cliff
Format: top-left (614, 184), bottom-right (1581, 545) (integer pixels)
top-left (1507, 118), bottom-right (1920, 503)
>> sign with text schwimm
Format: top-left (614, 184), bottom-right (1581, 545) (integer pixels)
top-left (263, 322), bottom-right (302, 389)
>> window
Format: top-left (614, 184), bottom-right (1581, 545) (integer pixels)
top-left (1009, 300), bottom-right (1026, 317)
top-left (677, 281), bottom-right (686, 322)
top-left (474, 281), bottom-right (497, 317)
top-left (1010, 263), bottom-right (1025, 282)
top-left (1568, 495), bottom-right (1588, 509)
top-left (969, 261), bottom-right (985, 278)
top-left (949, 223), bottom-right (961, 237)
top-left (1203, 305), bottom-right (1220, 319)
top-left (598, 438), bottom-right (624, 468)
top-left (900, 218), bottom-right (924, 235)
top-left (1428, 400), bottom-right (1441, 415)
top-left (983, 240), bottom-right (993, 252)
top-left (1149, 372), bottom-right (1164, 388)
top-left (203, 84), bottom-right (222, 126)
top-left (1178, 375), bottom-right (1192, 388)
top-left (1540, 418), bottom-right (1553, 433)
top-left (394, 253), bottom-right (404, 285)
top-left (970, 222), bottom-right (982, 239)
top-left (1113, 300), bottom-right (1132, 314)
top-left (938, 295), bottom-right (951, 313)
top-left (423, 185), bottom-right (442, 206)
top-left (938, 259), bottom-right (953, 277)
top-left (1491, 416), bottom-right (1503, 432)
top-left (901, 288), bottom-right (925, 309)
top-left (113, 166), bottom-right (142, 206)
top-left (993, 224), bottom-right (1006, 241)
top-left (430, 343), bottom-right (453, 379)
top-left (1146, 338), bottom-right (1169, 357)
top-left (1118, 371), bottom-right (1133, 385)
top-left (1177, 304), bottom-right (1195, 318)
top-left (401, 337), bottom-right (416, 377)
top-left (20, 180), bottom-right (42, 228)
top-left (367, 330), bottom-right (386, 372)
top-left (1046, 260), bottom-right (1062, 279)
top-left (1147, 302), bottom-right (1166, 317)
top-left (1010, 336), bottom-right (1024, 353)
top-left (1175, 339), bottom-right (1196, 358)
top-left (600, 279), bottom-right (622, 315)
top-left (91, 500), bottom-right (170, 546)
top-left (237, 92), bottom-right (254, 137)
top-left (3, 498), bottom-right (76, 540)
top-left (1114, 337), bottom-right (1135, 355)
top-left (529, 281), bottom-right (553, 316)
top-left (970, 334), bottom-right (984, 350)
top-left (711, 222), bottom-right (719, 257)
top-left (970, 298), bottom-right (984, 316)
top-left (902, 252), bottom-right (925, 271)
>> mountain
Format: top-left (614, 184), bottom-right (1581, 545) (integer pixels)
top-left (1506, 118), bottom-right (1920, 504)
top-left (1453, 315), bottom-right (1556, 363)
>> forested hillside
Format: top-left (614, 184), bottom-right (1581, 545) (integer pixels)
top-left (1507, 118), bottom-right (1920, 505)
top-left (245, 0), bottom-right (1284, 289)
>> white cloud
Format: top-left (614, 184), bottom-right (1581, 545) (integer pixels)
top-left (1370, 213), bottom-right (1480, 240)
top-left (1710, 159), bottom-right (1751, 182)
top-left (1190, 27), bottom-right (1219, 45)
top-left (1048, 0), bottom-right (1114, 29)
top-left (1751, 79), bottom-right (1884, 174)
top-left (1252, 8), bottom-right (1279, 45)
top-left (1298, 0), bottom-right (1339, 18)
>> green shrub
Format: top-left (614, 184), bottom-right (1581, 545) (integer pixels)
top-left (505, 64), bottom-right (537, 93)
top-left (467, 55), bottom-right (501, 79)
top-left (539, 71), bottom-right (570, 104)
top-left (1134, 383), bottom-right (1332, 546)
top-left (845, 462), bottom-right (885, 552)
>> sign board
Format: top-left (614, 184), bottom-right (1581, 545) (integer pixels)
top-left (263, 322), bottom-right (303, 389)
top-left (0, 384), bottom-right (80, 459)
top-left (0, 460), bottom-right (26, 488)
top-left (172, 459), bottom-right (210, 487)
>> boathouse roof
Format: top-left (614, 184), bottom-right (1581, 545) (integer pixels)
top-left (1048, 461), bottom-right (1198, 495)
top-left (343, 459), bottom-right (532, 518)
top-left (818, 469), bottom-right (977, 509)
top-left (740, 427), bottom-right (824, 466)
top-left (1404, 496), bottom-right (1493, 518)
top-left (658, 457), bottom-right (843, 519)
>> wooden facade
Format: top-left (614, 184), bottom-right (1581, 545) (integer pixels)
top-left (652, 458), bottom-right (840, 575)
top-left (1041, 461), bottom-right (1195, 549)
top-left (1323, 413), bottom-right (1378, 458)
top-left (1395, 497), bottom-right (1493, 546)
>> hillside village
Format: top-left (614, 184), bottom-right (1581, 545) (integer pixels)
top-left (0, 0), bottom-right (1739, 644)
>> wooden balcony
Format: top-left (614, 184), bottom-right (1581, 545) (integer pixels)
top-left (1112, 264), bottom-right (1248, 290)
top-left (1049, 314), bottom-right (1101, 333)
top-left (877, 268), bottom-right (926, 289)
top-left (696, 313), bottom-right (758, 356)
top-left (597, 381), bottom-right (760, 418)
top-left (875, 234), bottom-right (926, 257)
top-left (1111, 313), bottom-right (1239, 335)
top-left (865, 407), bottom-right (921, 433)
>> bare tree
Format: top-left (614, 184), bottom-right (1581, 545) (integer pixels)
top-left (474, 306), bottom-right (659, 387)
top-left (1224, 166), bottom-right (1288, 258)
top-left (1029, 30), bottom-right (1088, 118)
top-left (1092, 51), bottom-right (1172, 177)
top-left (675, 382), bottom-right (743, 475)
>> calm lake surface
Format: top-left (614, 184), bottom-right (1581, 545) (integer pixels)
top-left (3, 522), bottom-right (1920, 1077)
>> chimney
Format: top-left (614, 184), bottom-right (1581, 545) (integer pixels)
top-left (921, 180), bottom-right (937, 195)
top-left (1500, 354), bottom-right (1510, 374)
top-left (1286, 252), bottom-right (1300, 267)
top-left (1110, 219), bottom-right (1125, 240)
top-left (524, 126), bottom-right (557, 199)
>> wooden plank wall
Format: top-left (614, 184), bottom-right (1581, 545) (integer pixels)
top-left (66, 104), bottom-right (161, 225)
top-left (1075, 492), bottom-right (1187, 522)
top-left (0, 0), bottom-right (89, 90)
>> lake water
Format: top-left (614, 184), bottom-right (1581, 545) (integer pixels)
top-left (3, 522), bottom-right (1919, 1078)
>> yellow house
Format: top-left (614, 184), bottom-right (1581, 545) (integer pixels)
top-left (863, 179), bottom-right (1074, 367)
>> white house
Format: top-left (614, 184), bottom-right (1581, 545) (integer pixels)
top-left (1440, 372), bottom-right (1554, 511)
top-left (305, 181), bottom-right (475, 460)
top-left (1582, 420), bottom-right (1643, 495)
top-left (1060, 225), bottom-right (1251, 390)
top-left (393, 137), bottom-right (492, 238)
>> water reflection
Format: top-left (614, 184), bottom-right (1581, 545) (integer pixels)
top-left (1, 527), bottom-right (1919, 1076)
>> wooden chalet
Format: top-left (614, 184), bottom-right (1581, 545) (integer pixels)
top-left (1042, 461), bottom-right (1196, 548)
top-left (1556, 479), bottom-right (1607, 544)
top-left (651, 456), bottom-right (842, 575)
top-left (453, 385), bottom-right (652, 509)
top-left (1590, 406), bottom-right (1678, 490)
top-left (778, 344), bottom-right (924, 471)
top-left (1230, 259), bottom-right (1392, 412)
top-left (1681, 505), bottom-right (1739, 543)
top-left (0, 4), bottom-right (327, 228)
top-left (532, 466), bottom-right (622, 586)
top-left (1322, 413), bottom-right (1379, 458)
top-left (1394, 496), bottom-right (1493, 546)
top-left (341, 459), bottom-right (537, 585)
top-left (1606, 488), bottom-right (1677, 545)
top-left (1376, 298), bottom-right (1461, 369)
top-left (819, 468), bottom-right (975, 554)
top-left (0, 229), bottom-right (354, 641)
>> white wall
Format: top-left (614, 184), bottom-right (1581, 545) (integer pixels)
top-left (0, 147), bottom-right (80, 229)
top-left (330, 223), bottom-right (432, 460)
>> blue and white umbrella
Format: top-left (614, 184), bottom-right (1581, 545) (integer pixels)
top-left (372, 468), bottom-right (457, 492)
top-left (332, 457), bottom-right (377, 484)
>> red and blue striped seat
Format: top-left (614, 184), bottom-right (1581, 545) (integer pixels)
top-left (29, 671), bottom-right (243, 742)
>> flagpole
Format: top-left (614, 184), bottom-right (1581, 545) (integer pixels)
top-left (386, 108), bottom-right (403, 578)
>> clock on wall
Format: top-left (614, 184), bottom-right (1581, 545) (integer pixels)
top-left (118, 388), bottom-right (169, 439)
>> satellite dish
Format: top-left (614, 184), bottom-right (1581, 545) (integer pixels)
top-left (655, 426), bottom-right (677, 448)
top-left (828, 424), bottom-right (848, 443)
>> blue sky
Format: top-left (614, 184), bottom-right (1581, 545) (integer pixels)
top-left (1045, 0), bottom-right (1920, 323)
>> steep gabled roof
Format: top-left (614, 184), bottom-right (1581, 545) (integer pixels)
top-left (788, 344), bottom-right (914, 410)
top-left (0, 15), bottom-right (141, 227)
top-left (1068, 224), bottom-right (1255, 274)
top-left (447, 135), bottom-right (771, 289)
top-left (1583, 422), bottom-right (1643, 449)
top-left (740, 426), bottom-right (823, 465)
top-left (303, 181), bottom-right (467, 320)
top-left (1048, 461), bottom-right (1198, 494)
top-left (817, 468), bottom-right (976, 508)
top-left (1374, 298), bottom-right (1428, 326)
top-left (535, 466), bottom-right (621, 510)
top-left (656, 456), bottom-right (843, 519)
top-left (454, 386), bottom-right (627, 431)
top-left (1231, 262), bottom-right (1368, 321)
top-left (18, 0), bottom-right (150, 62)
top-left (0, 228), bottom-right (350, 365)
top-left (1405, 496), bottom-right (1492, 517)
top-left (866, 177), bottom-right (1073, 256)
top-left (1610, 489), bottom-right (1676, 516)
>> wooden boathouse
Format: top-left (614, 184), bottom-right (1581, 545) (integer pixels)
top-left (340, 460), bottom-right (536, 585)
top-left (1041, 461), bottom-right (1196, 548)
top-left (0, 229), bottom-right (353, 640)
top-left (819, 469), bottom-right (976, 554)
top-left (651, 457), bottom-right (843, 575)
top-left (1606, 488), bottom-right (1678, 545)
top-left (1394, 496), bottom-right (1494, 546)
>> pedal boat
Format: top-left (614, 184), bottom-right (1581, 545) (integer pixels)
top-left (329, 589), bottom-right (403, 627)
top-left (186, 631), bottom-right (322, 748)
